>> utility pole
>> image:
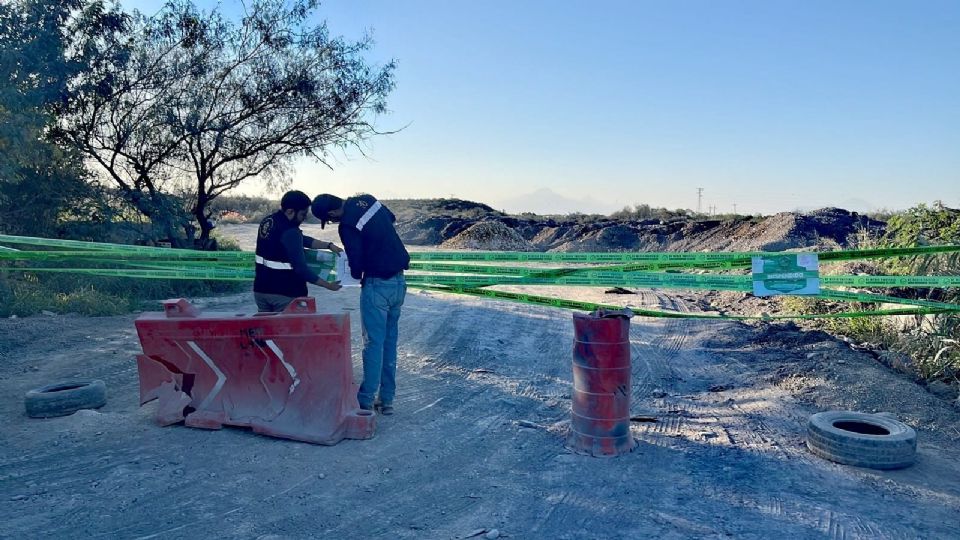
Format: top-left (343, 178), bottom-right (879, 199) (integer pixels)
top-left (733, 203), bottom-right (737, 215)
top-left (697, 188), bottom-right (703, 214)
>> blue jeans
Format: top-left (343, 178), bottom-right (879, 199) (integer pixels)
top-left (358, 274), bottom-right (406, 408)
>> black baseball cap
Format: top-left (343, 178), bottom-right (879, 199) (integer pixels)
top-left (311, 194), bottom-right (343, 229)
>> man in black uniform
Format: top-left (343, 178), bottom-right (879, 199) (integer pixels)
top-left (311, 193), bottom-right (410, 415)
top-left (253, 190), bottom-right (342, 312)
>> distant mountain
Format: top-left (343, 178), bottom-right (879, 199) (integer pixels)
top-left (494, 188), bottom-right (615, 215)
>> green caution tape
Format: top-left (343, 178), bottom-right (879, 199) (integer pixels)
top-left (410, 285), bottom-right (960, 319)
top-left (405, 272), bottom-right (752, 291)
top-left (821, 275), bottom-right (960, 288)
top-left (4, 234), bottom-right (960, 317)
top-left (0, 249), bottom-right (252, 262)
top-left (409, 244), bottom-right (960, 265)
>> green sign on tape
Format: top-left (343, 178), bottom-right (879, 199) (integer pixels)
top-left (752, 253), bottom-right (820, 296)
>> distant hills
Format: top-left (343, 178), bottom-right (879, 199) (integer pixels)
top-left (493, 187), bottom-right (616, 215)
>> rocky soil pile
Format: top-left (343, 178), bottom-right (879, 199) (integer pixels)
top-left (439, 221), bottom-right (535, 251)
top-left (392, 199), bottom-right (884, 253)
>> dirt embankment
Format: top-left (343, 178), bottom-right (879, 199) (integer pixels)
top-left (391, 201), bottom-right (883, 252)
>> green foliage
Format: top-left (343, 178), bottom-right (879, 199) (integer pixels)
top-left (0, 272), bottom-right (12, 311)
top-left (781, 296), bottom-right (890, 347)
top-left (884, 201), bottom-right (960, 248)
top-left (0, 0), bottom-right (124, 236)
top-left (780, 295), bottom-right (828, 315)
top-left (610, 204), bottom-right (692, 222)
top-left (56, 0), bottom-right (396, 244)
top-left (823, 313), bottom-right (889, 347)
top-left (899, 317), bottom-right (960, 382)
top-left (210, 231), bottom-right (241, 252)
top-left (210, 195), bottom-right (276, 223)
top-left (794, 202), bottom-right (960, 386)
top-left (0, 270), bottom-right (244, 317)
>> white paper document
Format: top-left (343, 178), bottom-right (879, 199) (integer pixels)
top-left (335, 254), bottom-right (361, 287)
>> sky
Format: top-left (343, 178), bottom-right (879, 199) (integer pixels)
top-left (121, 0), bottom-right (960, 215)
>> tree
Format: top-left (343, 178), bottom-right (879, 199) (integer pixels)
top-left (56, 0), bottom-right (396, 245)
top-left (0, 0), bottom-right (126, 235)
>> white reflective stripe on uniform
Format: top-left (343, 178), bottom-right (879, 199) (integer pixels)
top-left (255, 255), bottom-right (293, 270)
top-left (355, 201), bottom-right (383, 231)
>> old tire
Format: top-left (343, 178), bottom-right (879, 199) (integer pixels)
top-left (806, 410), bottom-right (916, 470)
top-left (24, 380), bottom-right (107, 418)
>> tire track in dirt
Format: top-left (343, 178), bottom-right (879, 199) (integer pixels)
top-left (5, 284), bottom-right (960, 539)
top-left (629, 291), bottom-right (694, 448)
top-left (273, 294), bottom-right (578, 538)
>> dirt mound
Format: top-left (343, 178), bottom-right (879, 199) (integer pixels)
top-left (440, 220), bottom-right (535, 251)
top-left (546, 208), bottom-right (883, 253)
top-left (396, 216), bottom-right (472, 245)
top-left (381, 197), bottom-right (887, 253)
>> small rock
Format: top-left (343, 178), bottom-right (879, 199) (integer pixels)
top-left (9, 314), bottom-right (17, 319)
top-left (10, 495), bottom-right (27, 501)
top-left (318, 473), bottom-right (326, 479)
top-left (699, 431), bottom-right (718, 439)
top-left (41, 310), bottom-right (56, 317)
top-left (708, 384), bottom-right (728, 393)
top-left (805, 352), bottom-right (819, 359)
top-left (382, 467), bottom-right (391, 474)
top-left (651, 390), bottom-right (668, 398)
top-left (835, 359), bottom-right (846, 365)
top-left (485, 529), bottom-right (501, 539)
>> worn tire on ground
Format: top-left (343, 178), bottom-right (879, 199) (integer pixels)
top-left (24, 380), bottom-right (107, 418)
top-left (806, 410), bottom-right (916, 470)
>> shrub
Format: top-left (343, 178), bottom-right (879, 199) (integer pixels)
top-left (0, 262), bottom-right (245, 317)
top-left (789, 202), bottom-right (960, 386)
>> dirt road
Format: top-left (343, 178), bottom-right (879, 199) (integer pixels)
top-left (2, 282), bottom-right (960, 539)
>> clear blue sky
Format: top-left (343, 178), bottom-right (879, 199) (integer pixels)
top-left (122, 1), bottom-right (959, 215)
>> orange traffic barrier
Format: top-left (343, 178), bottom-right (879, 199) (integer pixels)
top-left (134, 297), bottom-right (375, 444)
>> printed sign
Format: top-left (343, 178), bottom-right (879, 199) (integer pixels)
top-left (751, 253), bottom-right (820, 296)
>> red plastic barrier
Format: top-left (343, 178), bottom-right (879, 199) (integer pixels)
top-left (568, 309), bottom-right (636, 457)
top-left (134, 297), bottom-right (375, 444)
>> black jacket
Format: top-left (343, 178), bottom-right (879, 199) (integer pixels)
top-left (338, 195), bottom-right (410, 281)
top-left (254, 211), bottom-right (317, 297)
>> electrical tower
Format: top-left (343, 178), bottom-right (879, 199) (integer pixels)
top-left (697, 188), bottom-right (703, 214)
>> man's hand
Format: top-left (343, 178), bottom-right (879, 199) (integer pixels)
top-left (328, 243), bottom-right (343, 255)
top-left (318, 280), bottom-right (342, 291)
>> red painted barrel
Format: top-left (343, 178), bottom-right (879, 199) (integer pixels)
top-left (568, 310), bottom-right (636, 457)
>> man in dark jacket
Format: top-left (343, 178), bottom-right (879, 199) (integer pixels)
top-left (311, 193), bottom-right (410, 415)
top-left (254, 190), bottom-right (342, 312)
